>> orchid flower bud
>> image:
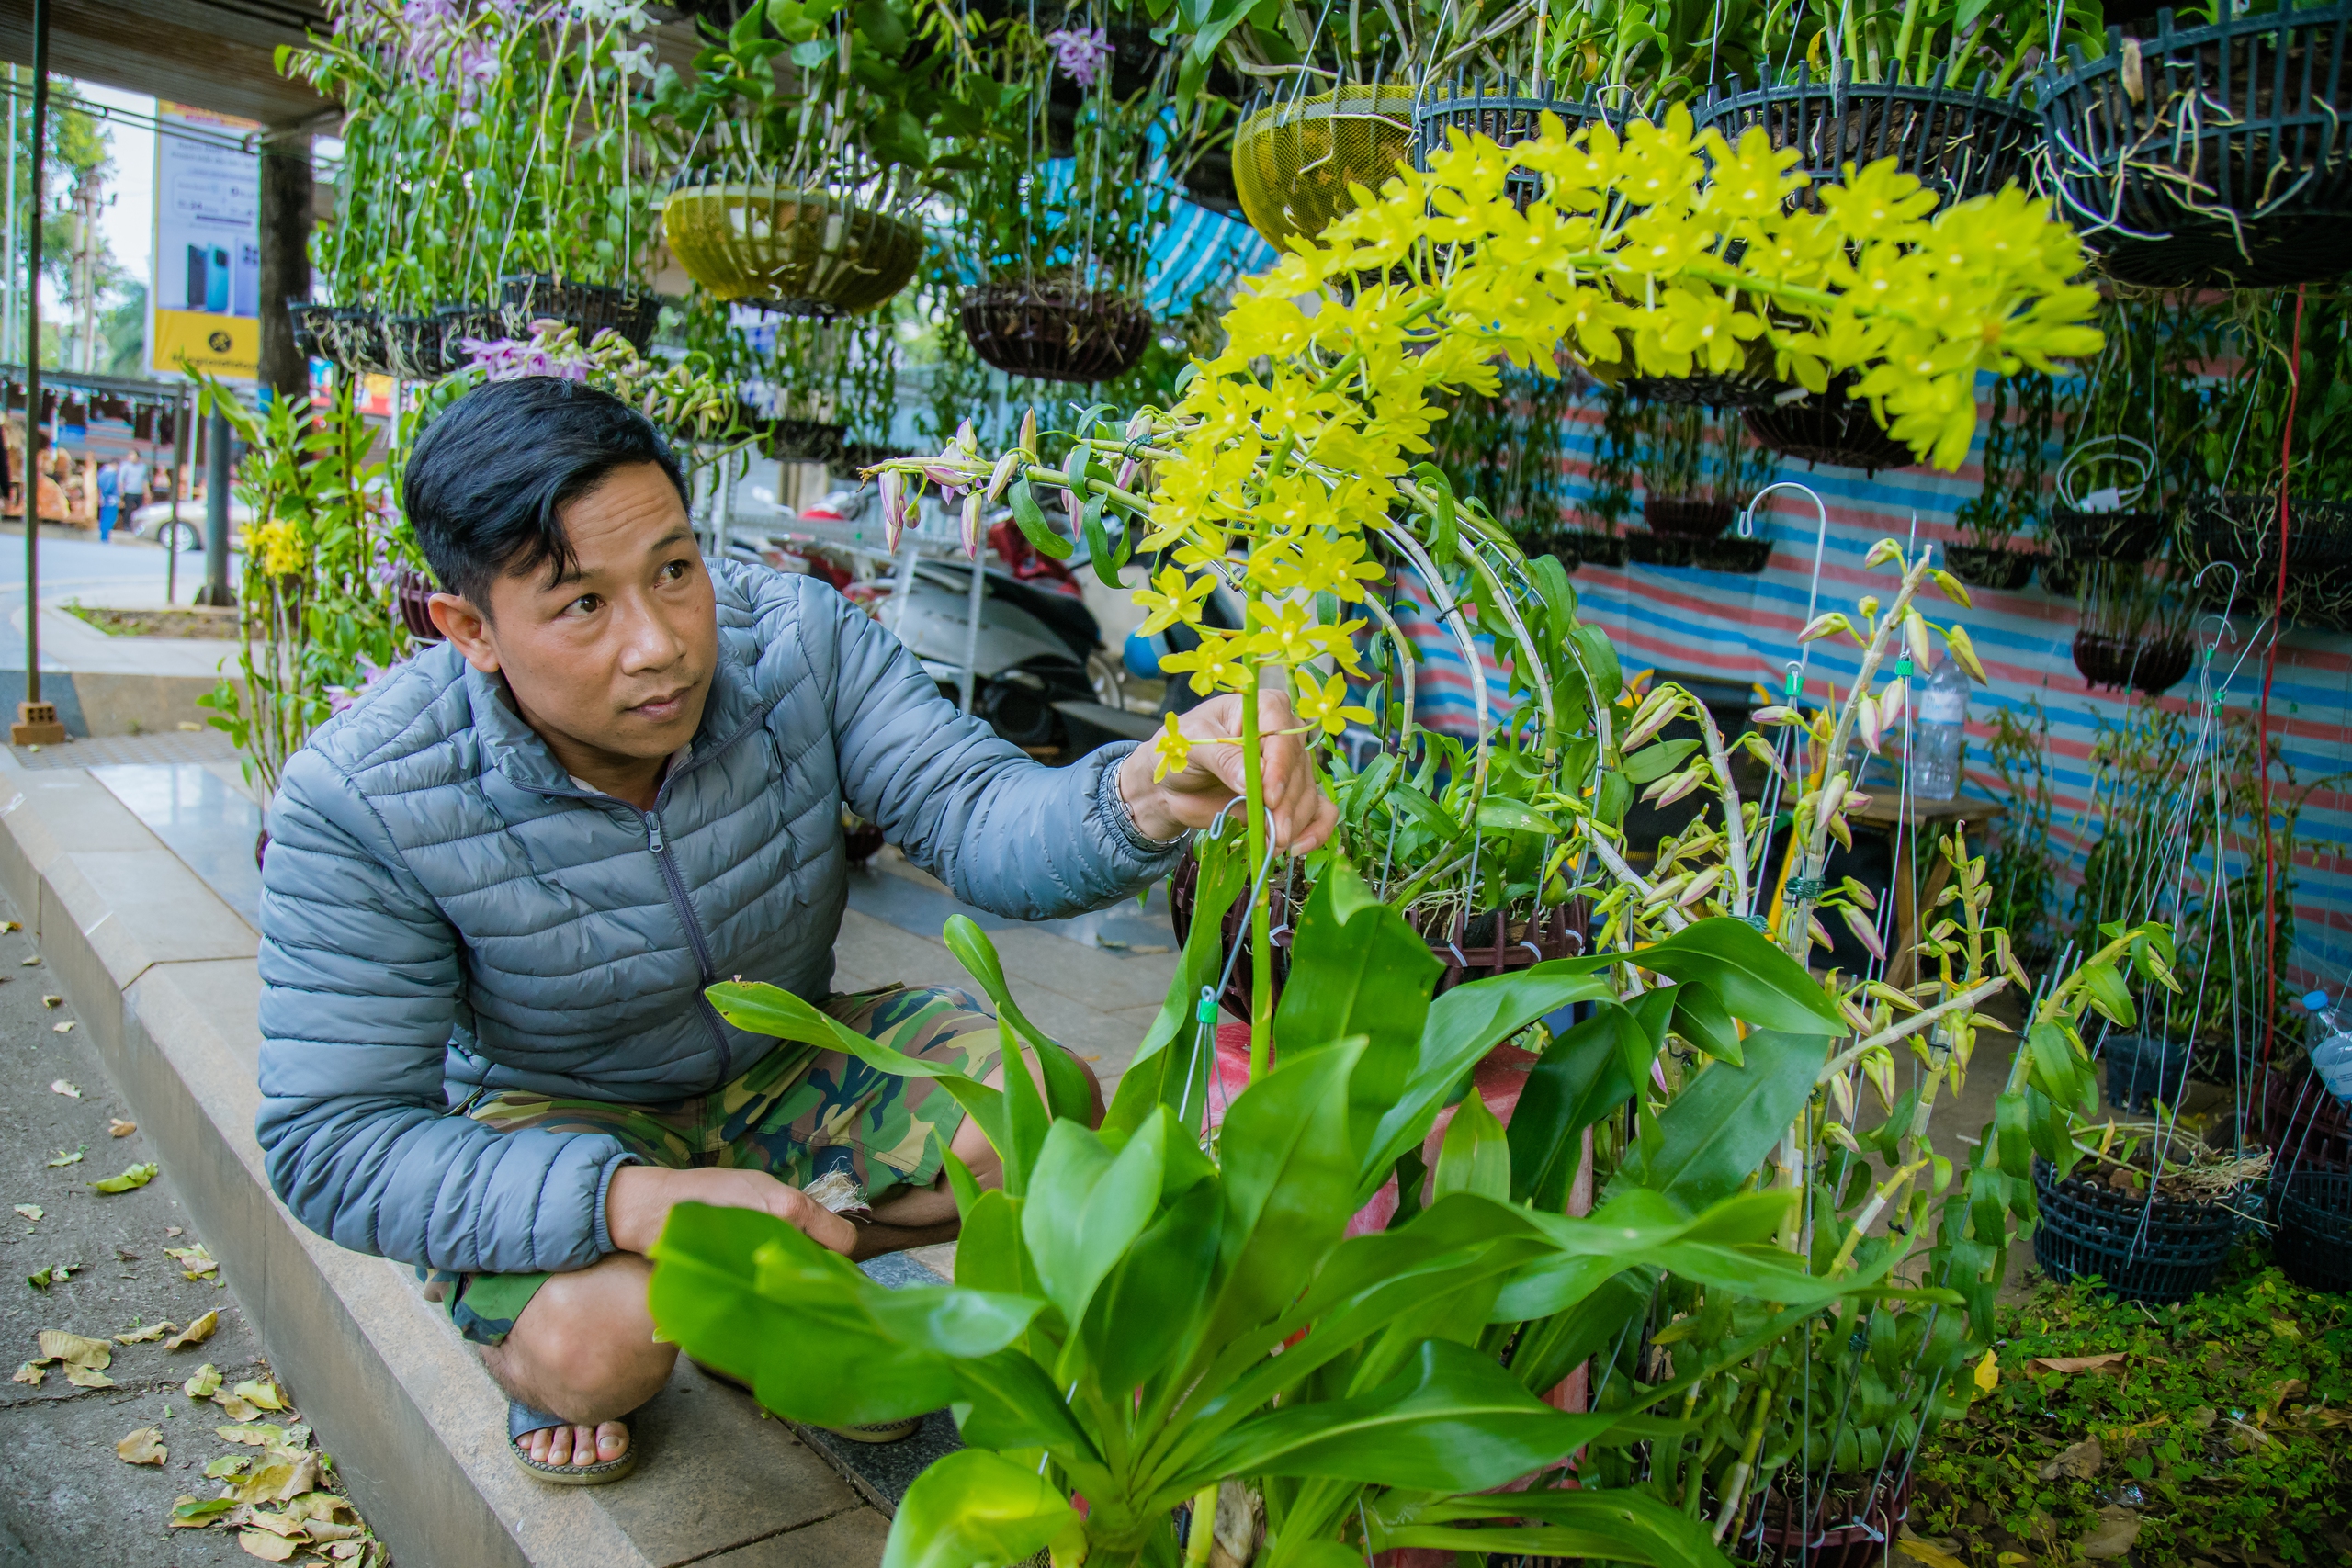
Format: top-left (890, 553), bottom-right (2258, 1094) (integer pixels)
top-left (1061, 488), bottom-right (1082, 524)
top-left (1879, 678), bottom-right (1906, 728)
top-left (956, 418), bottom-right (978, 457)
top-left (986, 452), bottom-right (1021, 502)
top-left (1018, 408), bottom-right (1038, 457)
top-left (879, 468), bottom-right (907, 552)
top-left (961, 490), bottom-right (984, 558)
top-left (1114, 456), bottom-right (1141, 492)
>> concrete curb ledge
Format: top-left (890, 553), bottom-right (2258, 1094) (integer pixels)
top-left (0, 771), bottom-right (892, 1568)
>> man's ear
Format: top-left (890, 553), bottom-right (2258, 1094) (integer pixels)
top-left (428, 592), bottom-right (501, 674)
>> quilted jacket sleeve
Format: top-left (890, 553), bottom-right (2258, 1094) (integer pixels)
top-left (797, 576), bottom-right (1185, 917)
top-left (254, 748), bottom-right (638, 1274)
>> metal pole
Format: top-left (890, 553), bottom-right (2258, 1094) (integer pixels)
top-left (167, 387), bottom-right (188, 605)
top-left (18, 0), bottom-right (49, 726)
top-left (198, 400), bottom-right (232, 606)
top-left (5, 63), bottom-right (17, 366)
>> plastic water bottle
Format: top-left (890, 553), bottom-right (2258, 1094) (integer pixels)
top-left (2304, 990), bottom-right (2352, 1102)
top-left (1910, 660), bottom-right (1969, 800)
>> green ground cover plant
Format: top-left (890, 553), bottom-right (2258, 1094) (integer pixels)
top-left (1914, 1250), bottom-right (2352, 1566)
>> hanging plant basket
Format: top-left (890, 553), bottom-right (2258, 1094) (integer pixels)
top-left (434, 302), bottom-right (504, 370)
top-left (1552, 528), bottom-right (1629, 570)
top-left (1692, 535), bottom-right (1773, 573)
top-left (959, 283), bottom-right (1152, 385)
top-left (322, 307), bottom-right (388, 375)
top-left (498, 273), bottom-right (662, 353)
top-left (661, 185), bottom-right (923, 318)
top-left (1699, 65), bottom-right (2040, 210)
top-left (1743, 377), bottom-right (1914, 472)
top-left (2104, 1032), bottom-right (2194, 1113)
top-left (1944, 543), bottom-right (2037, 590)
top-left (1168, 857), bottom-right (1586, 1019)
top-left (288, 299), bottom-right (334, 362)
top-left (2030, 1156), bottom-right (2249, 1303)
top-left (1747, 1471), bottom-right (1913, 1568)
top-left (762, 419), bottom-right (847, 465)
top-left (2048, 505), bottom-right (2169, 560)
top-left (2072, 628), bottom-right (2194, 694)
top-left (1232, 83), bottom-right (1418, 251)
top-left (1626, 532), bottom-right (1699, 568)
top-left (2181, 492), bottom-right (2352, 631)
top-left (382, 314), bottom-right (463, 381)
top-left (1412, 77), bottom-right (1642, 210)
top-left (2274, 1167), bottom-right (2352, 1293)
top-left (1642, 495), bottom-right (1736, 540)
top-left (2255, 1062), bottom-right (2352, 1151)
top-left (1616, 333), bottom-right (1785, 410)
top-left (393, 568), bottom-right (444, 645)
top-left (2040, 5), bottom-right (2352, 289)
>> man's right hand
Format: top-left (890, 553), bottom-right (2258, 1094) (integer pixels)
top-left (605, 1166), bottom-right (858, 1257)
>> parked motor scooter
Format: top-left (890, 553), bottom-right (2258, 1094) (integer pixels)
top-left (728, 488), bottom-right (1155, 758)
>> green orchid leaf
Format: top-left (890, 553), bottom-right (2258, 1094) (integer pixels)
top-left (1105, 829), bottom-right (1245, 1134)
top-left (1084, 1175), bottom-right (1223, 1396)
top-left (1431, 1089), bottom-right (1510, 1204)
top-left (1197, 1038), bottom-right (1363, 1352)
top-left (1668, 982), bottom-right (1744, 1066)
top-left (1507, 1006), bottom-right (1646, 1211)
top-left (1193, 1339), bottom-right (1621, 1492)
top-left (1273, 858), bottom-right (1442, 1163)
top-left (881, 1450), bottom-right (1083, 1568)
top-left (1007, 479), bottom-right (1074, 561)
top-left (941, 916), bottom-right (1094, 1122)
top-left (1382, 1486), bottom-right (1726, 1568)
top-left (1022, 1115), bottom-right (1167, 1331)
top-left (1632, 919), bottom-right (1844, 1035)
top-left (1623, 738), bottom-right (1699, 785)
top-left (1475, 799), bottom-right (1560, 835)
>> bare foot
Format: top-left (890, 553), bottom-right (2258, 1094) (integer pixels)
top-left (519, 1420), bottom-right (629, 1469)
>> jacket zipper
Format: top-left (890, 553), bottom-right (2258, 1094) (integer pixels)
top-left (643, 807), bottom-right (737, 1088)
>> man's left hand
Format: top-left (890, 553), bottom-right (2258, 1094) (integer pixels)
top-left (1114, 688), bottom-right (1338, 853)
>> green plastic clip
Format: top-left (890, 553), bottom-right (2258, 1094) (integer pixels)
top-left (1894, 659), bottom-right (1914, 679)
top-left (1784, 670), bottom-right (1802, 698)
top-left (1195, 991), bottom-right (1218, 1024)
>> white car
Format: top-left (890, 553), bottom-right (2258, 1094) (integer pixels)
top-left (130, 497), bottom-right (251, 553)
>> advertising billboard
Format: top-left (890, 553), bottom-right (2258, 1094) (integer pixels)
top-left (148, 102), bottom-right (260, 380)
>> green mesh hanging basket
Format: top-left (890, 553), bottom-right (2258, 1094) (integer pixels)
top-left (662, 184), bottom-right (924, 317)
top-left (1232, 84), bottom-right (1418, 251)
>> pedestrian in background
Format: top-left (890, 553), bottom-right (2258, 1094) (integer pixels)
top-left (119, 453), bottom-right (147, 516)
top-left (96, 456), bottom-right (119, 541)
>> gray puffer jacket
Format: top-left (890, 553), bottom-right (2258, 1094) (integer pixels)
top-left (255, 560), bottom-right (1181, 1277)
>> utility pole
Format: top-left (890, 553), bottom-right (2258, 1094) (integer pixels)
top-left (74, 168), bottom-right (96, 373)
top-left (11, 0), bottom-right (61, 746)
top-left (5, 64), bottom-right (17, 366)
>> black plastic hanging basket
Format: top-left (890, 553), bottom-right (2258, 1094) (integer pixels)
top-left (1412, 75), bottom-right (1644, 210)
top-left (2274, 1167), bottom-right (2352, 1292)
top-left (1698, 64), bottom-right (2041, 209)
top-left (960, 283), bottom-right (1152, 384)
top-left (1743, 377), bottom-right (1914, 472)
top-left (1643, 495), bottom-right (1736, 539)
top-left (498, 273), bottom-right (662, 353)
top-left (1618, 336), bottom-right (1787, 410)
top-left (1552, 528), bottom-right (1630, 570)
top-left (2180, 492), bottom-right (2352, 632)
top-left (762, 419), bottom-right (847, 465)
top-left (2072, 628), bottom-right (2194, 694)
top-left (322, 307), bottom-right (389, 375)
top-left (2040, 4), bottom-right (2352, 289)
top-left (393, 567), bottom-right (444, 645)
top-left (2031, 1156), bottom-right (2250, 1303)
top-left (288, 299), bottom-right (334, 362)
top-left (382, 314), bottom-right (462, 381)
top-left (1693, 535), bottom-right (1774, 573)
top-left (2049, 505), bottom-right (2170, 561)
top-left (2104, 1031), bottom-right (2194, 1113)
top-left (434, 302), bottom-right (505, 369)
top-left (1944, 543), bottom-right (2038, 590)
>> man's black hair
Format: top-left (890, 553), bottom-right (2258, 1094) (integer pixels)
top-left (402, 377), bottom-right (690, 609)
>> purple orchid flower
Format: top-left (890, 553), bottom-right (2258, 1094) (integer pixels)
top-left (1044, 27), bottom-right (1114, 89)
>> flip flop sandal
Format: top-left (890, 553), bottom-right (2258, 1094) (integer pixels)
top-left (509, 1400), bottom-right (638, 1485)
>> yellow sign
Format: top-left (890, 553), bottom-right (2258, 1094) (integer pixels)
top-left (153, 309), bottom-right (258, 378)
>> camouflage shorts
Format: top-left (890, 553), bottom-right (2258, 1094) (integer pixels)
top-left (418, 983), bottom-right (1001, 1346)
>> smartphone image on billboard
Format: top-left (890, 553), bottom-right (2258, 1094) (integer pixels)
top-left (184, 243), bottom-right (207, 311)
top-left (207, 245), bottom-right (231, 312)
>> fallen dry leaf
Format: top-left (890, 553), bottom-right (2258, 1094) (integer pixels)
top-left (107, 1119), bottom-right (134, 1137)
top-left (44, 1146), bottom-right (84, 1168)
top-left (233, 1378), bottom-right (288, 1413)
top-left (48, 1079), bottom-right (81, 1099)
top-left (39, 993), bottom-right (59, 1008)
top-left (37, 1329), bottom-right (111, 1369)
top-left (2040, 1435), bottom-right (2105, 1481)
top-left (243, 1505), bottom-right (311, 1539)
top-left (183, 1361), bottom-right (222, 1399)
top-left (164, 1225), bottom-right (183, 1236)
top-left (116, 1427), bottom-right (167, 1466)
top-left (216, 1393), bottom-right (262, 1423)
top-left (2078, 1505), bottom-right (2142, 1560)
top-left (206, 1454), bottom-right (251, 1480)
top-left (11, 1362), bottom-right (40, 1385)
top-left (229, 1454), bottom-right (320, 1506)
top-left (114, 1321), bottom-right (175, 1345)
top-left (169, 1495), bottom-right (239, 1529)
top-left (166, 1245), bottom-right (219, 1280)
top-left (216, 1422), bottom-right (290, 1447)
top-left (1, 919), bottom-right (21, 931)
top-left (2026, 1352), bottom-right (2127, 1376)
top-left (165, 1310), bottom-right (219, 1350)
top-left (13, 1204), bottom-right (40, 1224)
top-left (1895, 1531), bottom-right (1970, 1568)
top-left (64, 1364), bottom-right (116, 1389)
top-left (51, 1021), bottom-right (73, 1033)
top-left (20, 954), bottom-right (39, 966)
top-left (238, 1528), bottom-right (299, 1562)
top-left (26, 1262), bottom-right (74, 1289)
